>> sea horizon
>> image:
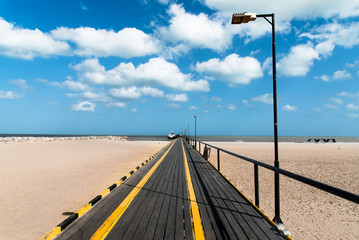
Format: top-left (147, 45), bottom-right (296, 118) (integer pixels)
top-left (1, 134), bottom-right (358, 143)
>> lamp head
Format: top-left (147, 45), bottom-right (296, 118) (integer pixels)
top-left (232, 12), bottom-right (256, 24)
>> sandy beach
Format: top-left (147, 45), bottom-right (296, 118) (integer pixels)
top-left (1, 139), bottom-right (358, 240)
top-left (205, 142), bottom-right (359, 240)
top-left (0, 139), bottom-right (168, 240)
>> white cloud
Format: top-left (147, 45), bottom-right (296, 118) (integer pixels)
top-left (80, 2), bottom-right (89, 12)
top-left (196, 54), bottom-right (263, 86)
top-left (330, 98), bottom-right (343, 105)
top-left (80, 91), bottom-right (108, 102)
top-left (110, 87), bottom-right (142, 100)
top-left (348, 113), bottom-right (359, 118)
top-left (333, 70), bottom-right (351, 80)
top-left (0, 90), bottom-right (23, 99)
top-left (319, 70), bottom-right (352, 82)
top-left (106, 102), bottom-right (126, 108)
top-left (301, 22), bottom-right (359, 51)
top-left (70, 101), bottom-right (95, 112)
top-left (202, 0), bottom-right (359, 20)
top-left (140, 87), bottom-right (164, 97)
top-left (211, 96), bottom-right (222, 102)
top-left (63, 80), bottom-right (90, 91)
top-left (73, 58), bottom-right (210, 92)
top-left (320, 75), bottom-right (330, 82)
top-left (159, 4), bottom-right (231, 52)
top-left (217, 103), bottom-right (236, 111)
top-left (346, 104), bottom-right (359, 110)
top-left (9, 79), bottom-right (32, 90)
top-left (0, 17), bottom-right (70, 60)
top-left (189, 105), bottom-right (198, 110)
top-left (278, 43), bottom-right (319, 76)
top-left (337, 91), bottom-right (359, 98)
top-left (131, 108), bottom-right (138, 113)
top-left (166, 103), bottom-right (181, 109)
top-left (251, 93), bottom-right (273, 104)
top-left (324, 104), bottom-right (338, 109)
top-left (51, 26), bottom-right (159, 58)
top-left (282, 104), bottom-right (298, 112)
top-left (109, 86), bottom-right (164, 100)
top-left (166, 93), bottom-right (188, 102)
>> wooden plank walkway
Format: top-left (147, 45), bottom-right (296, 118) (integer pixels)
top-left (54, 138), bottom-right (286, 240)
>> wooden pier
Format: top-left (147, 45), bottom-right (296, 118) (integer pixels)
top-left (51, 138), bottom-right (287, 240)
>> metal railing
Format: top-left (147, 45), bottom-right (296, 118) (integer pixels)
top-left (187, 138), bottom-right (359, 217)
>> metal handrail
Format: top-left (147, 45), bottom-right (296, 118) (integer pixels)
top-left (191, 139), bottom-right (359, 205)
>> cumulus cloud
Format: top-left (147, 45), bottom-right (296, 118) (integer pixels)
top-left (348, 113), bottom-right (359, 118)
top-left (333, 70), bottom-right (351, 80)
top-left (211, 96), bottom-right (222, 102)
top-left (189, 105), bottom-right (198, 110)
top-left (106, 102), bottom-right (126, 108)
top-left (80, 91), bottom-right (109, 102)
top-left (202, 0), bottom-right (359, 20)
top-left (251, 93), bottom-right (273, 104)
top-left (9, 79), bottom-right (32, 90)
top-left (319, 70), bottom-right (352, 82)
top-left (217, 103), bottom-right (236, 111)
top-left (0, 90), bottom-right (23, 99)
top-left (70, 101), bottom-right (95, 112)
top-left (346, 104), bottom-right (359, 110)
top-left (330, 98), bottom-right (343, 105)
top-left (159, 4), bottom-right (231, 52)
top-left (278, 43), bottom-right (319, 76)
top-left (301, 22), bottom-right (359, 51)
top-left (73, 58), bottom-right (209, 92)
top-left (337, 91), bottom-right (359, 98)
top-left (282, 104), bottom-right (298, 112)
top-left (0, 17), bottom-right (70, 60)
top-left (196, 54), bottom-right (263, 86)
top-left (166, 93), bottom-right (188, 102)
top-left (109, 86), bottom-right (165, 100)
top-left (51, 26), bottom-right (159, 58)
top-left (166, 103), bottom-right (181, 109)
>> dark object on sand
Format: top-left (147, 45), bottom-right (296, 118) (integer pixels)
top-left (307, 138), bottom-right (336, 143)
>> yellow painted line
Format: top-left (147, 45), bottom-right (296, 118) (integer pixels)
top-left (90, 140), bottom-right (177, 240)
top-left (181, 140), bottom-right (205, 240)
top-left (40, 226), bottom-right (61, 240)
top-left (100, 189), bottom-right (111, 197)
top-left (76, 203), bottom-right (92, 217)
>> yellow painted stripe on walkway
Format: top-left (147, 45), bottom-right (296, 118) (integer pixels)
top-left (40, 226), bottom-right (61, 240)
top-left (90, 140), bottom-right (177, 240)
top-left (181, 140), bottom-right (205, 240)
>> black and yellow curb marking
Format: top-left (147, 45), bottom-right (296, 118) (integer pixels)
top-left (205, 159), bottom-right (293, 240)
top-left (181, 139), bottom-right (205, 240)
top-left (90, 140), bottom-right (177, 240)
top-left (40, 141), bottom-right (172, 240)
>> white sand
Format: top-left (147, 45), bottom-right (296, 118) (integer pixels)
top-left (0, 139), bottom-right (168, 240)
top-left (205, 142), bottom-right (359, 240)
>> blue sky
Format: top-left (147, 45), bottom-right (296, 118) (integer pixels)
top-left (0, 0), bottom-right (358, 136)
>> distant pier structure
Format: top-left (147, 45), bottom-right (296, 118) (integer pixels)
top-left (307, 138), bottom-right (336, 143)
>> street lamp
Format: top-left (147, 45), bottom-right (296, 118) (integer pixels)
top-left (232, 12), bottom-right (281, 224)
top-left (190, 116), bottom-right (197, 149)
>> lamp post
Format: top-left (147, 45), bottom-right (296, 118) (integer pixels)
top-left (187, 123), bottom-right (190, 143)
top-left (232, 12), bottom-right (281, 224)
top-left (190, 116), bottom-right (197, 149)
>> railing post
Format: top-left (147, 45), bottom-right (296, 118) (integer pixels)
top-left (254, 164), bottom-right (259, 208)
top-left (199, 142), bottom-right (201, 154)
top-left (217, 149), bottom-right (220, 171)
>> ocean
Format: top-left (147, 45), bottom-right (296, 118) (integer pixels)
top-left (1, 134), bottom-right (358, 142)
